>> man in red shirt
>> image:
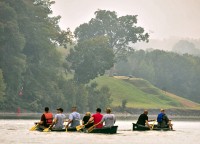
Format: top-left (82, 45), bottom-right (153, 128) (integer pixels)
top-left (88, 108), bottom-right (103, 128)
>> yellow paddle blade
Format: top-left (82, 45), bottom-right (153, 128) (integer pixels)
top-left (151, 121), bottom-right (156, 130)
top-left (29, 124), bottom-right (39, 131)
top-left (76, 125), bottom-right (84, 131)
top-left (43, 128), bottom-right (50, 132)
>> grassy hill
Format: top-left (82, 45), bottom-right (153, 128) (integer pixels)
top-left (92, 76), bottom-right (200, 109)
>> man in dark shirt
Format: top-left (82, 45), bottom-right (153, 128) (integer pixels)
top-left (82, 112), bottom-right (93, 128)
top-left (136, 110), bottom-right (151, 128)
top-left (39, 107), bottom-right (53, 128)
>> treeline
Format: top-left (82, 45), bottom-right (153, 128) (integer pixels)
top-left (0, 0), bottom-right (112, 112)
top-left (115, 50), bottom-right (200, 103)
top-left (0, 0), bottom-right (150, 112)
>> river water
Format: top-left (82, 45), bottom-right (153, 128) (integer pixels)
top-left (0, 120), bottom-right (199, 144)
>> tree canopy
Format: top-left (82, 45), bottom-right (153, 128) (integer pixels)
top-left (74, 9), bottom-right (149, 60)
top-left (67, 36), bottom-right (114, 84)
top-left (115, 49), bottom-right (200, 103)
top-left (0, 1), bottom-right (113, 111)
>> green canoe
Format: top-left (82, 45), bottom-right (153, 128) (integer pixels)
top-left (132, 123), bottom-right (172, 131)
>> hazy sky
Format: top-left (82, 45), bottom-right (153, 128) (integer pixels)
top-left (51, 0), bottom-right (200, 39)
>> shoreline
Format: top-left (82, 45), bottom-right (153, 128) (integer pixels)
top-left (0, 112), bottom-right (200, 121)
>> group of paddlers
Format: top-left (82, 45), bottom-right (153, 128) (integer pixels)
top-left (136, 109), bottom-right (173, 130)
top-left (34, 107), bottom-right (172, 131)
top-left (36, 106), bottom-right (116, 131)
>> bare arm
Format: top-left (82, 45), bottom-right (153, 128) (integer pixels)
top-left (88, 116), bottom-right (94, 123)
top-left (145, 120), bottom-right (151, 128)
top-left (66, 119), bottom-right (72, 128)
top-left (49, 118), bottom-right (57, 129)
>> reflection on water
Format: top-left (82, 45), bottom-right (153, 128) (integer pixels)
top-left (0, 120), bottom-right (199, 144)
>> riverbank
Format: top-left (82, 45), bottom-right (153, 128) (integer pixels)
top-left (0, 110), bottom-right (200, 121)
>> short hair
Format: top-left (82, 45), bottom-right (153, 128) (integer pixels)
top-left (45, 107), bottom-right (49, 112)
top-left (85, 112), bottom-right (91, 116)
top-left (57, 107), bottom-right (63, 112)
top-left (96, 108), bottom-right (101, 113)
top-left (72, 106), bottom-right (77, 111)
top-left (160, 109), bottom-right (165, 112)
top-left (144, 110), bottom-right (148, 114)
top-left (106, 108), bottom-right (111, 113)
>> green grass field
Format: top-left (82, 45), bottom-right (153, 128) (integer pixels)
top-left (92, 76), bottom-right (200, 109)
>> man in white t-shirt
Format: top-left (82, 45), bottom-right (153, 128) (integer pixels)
top-left (101, 108), bottom-right (116, 127)
top-left (51, 108), bottom-right (66, 130)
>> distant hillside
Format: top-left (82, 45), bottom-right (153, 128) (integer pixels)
top-left (93, 76), bottom-right (200, 109)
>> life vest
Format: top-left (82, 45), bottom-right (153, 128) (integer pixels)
top-left (44, 113), bottom-right (53, 125)
top-left (157, 113), bottom-right (164, 123)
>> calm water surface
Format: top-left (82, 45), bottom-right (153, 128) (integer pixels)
top-left (0, 120), bottom-right (199, 144)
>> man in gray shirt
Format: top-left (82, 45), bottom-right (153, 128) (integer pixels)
top-left (66, 106), bottom-right (81, 128)
top-left (51, 108), bottom-right (66, 130)
top-left (101, 108), bottom-right (116, 127)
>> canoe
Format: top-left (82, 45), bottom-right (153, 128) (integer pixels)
top-left (35, 125), bottom-right (118, 134)
top-left (88, 126), bottom-right (118, 134)
top-left (49, 126), bottom-right (118, 134)
top-left (36, 126), bottom-right (76, 132)
top-left (132, 123), bottom-right (171, 131)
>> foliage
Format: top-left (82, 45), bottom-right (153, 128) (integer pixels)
top-left (94, 76), bottom-right (200, 109)
top-left (122, 99), bottom-right (127, 110)
top-left (0, 0), bottom-right (72, 111)
top-left (0, 69), bottom-right (6, 103)
top-left (0, 1), bottom-right (26, 109)
top-left (86, 82), bottom-right (112, 111)
top-left (115, 50), bottom-right (200, 103)
top-left (172, 40), bottom-right (200, 56)
top-left (67, 36), bottom-right (114, 84)
top-left (74, 9), bottom-right (149, 61)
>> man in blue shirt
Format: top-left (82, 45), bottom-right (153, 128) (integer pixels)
top-left (157, 109), bottom-right (173, 130)
top-left (66, 106), bottom-right (81, 128)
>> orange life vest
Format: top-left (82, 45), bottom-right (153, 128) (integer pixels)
top-left (44, 113), bottom-right (53, 125)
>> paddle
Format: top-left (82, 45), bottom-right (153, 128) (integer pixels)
top-left (43, 125), bottom-right (52, 132)
top-left (151, 120), bottom-right (156, 130)
top-left (29, 123), bottom-right (39, 131)
top-left (87, 122), bottom-right (101, 133)
top-left (76, 122), bottom-right (89, 131)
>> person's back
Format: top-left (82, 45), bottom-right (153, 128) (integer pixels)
top-left (91, 108), bottom-right (103, 128)
top-left (40, 107), bottom-right (53, 127)
top-left (82, 112), bottom-right (93, 128)
top-left (66, 106), bottom-right (81, 128)
top-left (157, 109), bottom-right (169, 128)
top-left (136, 113), bottom-right (148, 126)
top-left (69, 111), bottom-right (81, 127)
top-left (54, 113), bottom-right (66, 129)
top-left (53, 108), bottom-right (66, 130)
top-left (43, 112), bottom-right (53, 127)
top-left (101, 108), bottom-right (116, 127)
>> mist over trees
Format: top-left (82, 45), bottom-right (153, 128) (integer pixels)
top-left (115, 50), bottom-right (200, 103)
top-left (1, 0), bottom-right (199, 113)
top-left (172, 40), bottom-right (200, 56)
top-left (1, 1), bottom-right (148, 112)
top-left (0, 0), bottom-right (107, 112)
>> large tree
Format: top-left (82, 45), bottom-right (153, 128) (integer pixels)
top-left (0, 0), bottom-right (72, 111)
top-left (74, 9), bottom-right (149, 60)
top-left (0, 1), bottom-right (26, 108)
top-left (67, 36), bottom-right (114, 84)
